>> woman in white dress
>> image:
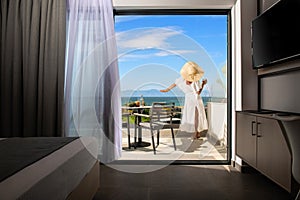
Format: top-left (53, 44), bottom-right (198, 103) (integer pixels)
top-left (160, 61), bottom-right (208, 139)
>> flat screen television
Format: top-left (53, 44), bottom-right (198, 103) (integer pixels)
top-left (252, 0), bottom-right (300, 68)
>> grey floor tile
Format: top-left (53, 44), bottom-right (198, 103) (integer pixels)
top-left (94, 164), bottom-right (293, 200)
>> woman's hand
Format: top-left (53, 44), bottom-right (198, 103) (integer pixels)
top-left (160, 89), bottom-right (169, 93)
top-left (197, 79), bottom-right (207, 95)
top-left (160, 83), bottom-right (176, 93)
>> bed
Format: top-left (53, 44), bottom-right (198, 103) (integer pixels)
top-left (0, 136), bottom-right (100, 200)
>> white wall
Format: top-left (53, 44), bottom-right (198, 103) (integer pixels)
top-left (231, 0), bottom-right (257, 165)
top-left (231, 0), bottom-right (241, 165)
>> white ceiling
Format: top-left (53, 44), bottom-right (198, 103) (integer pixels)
top-left (113, 0), bottom-right (237, 10)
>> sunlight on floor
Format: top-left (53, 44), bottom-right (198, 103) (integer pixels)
top-left (120, 128), bottom-right (227, 161)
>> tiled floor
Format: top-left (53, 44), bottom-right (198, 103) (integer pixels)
top-left (93, 164), bottom-right (294, 200)
top-left (120, 128), bottom-right (227, 161)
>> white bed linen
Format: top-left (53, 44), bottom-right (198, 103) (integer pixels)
top-left (0, 137), bottom-right (98, 200)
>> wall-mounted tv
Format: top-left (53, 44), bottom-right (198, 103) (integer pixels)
top-left (252, 0), bottom-right (300, 69)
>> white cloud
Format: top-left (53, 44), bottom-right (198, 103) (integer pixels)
top-left (154, 50), bottom-right (196, 57)
top-left (118, 53), bottom-right (153, 62)
top-left (117, 49), bottom-right (197, 62)
top-left (209, 51), bottom-right (223, 57)
top-left (114, 16), bottom-right (145, 24)
top-left (116, 27), bottom-right (183, 50)
top-left (116, 27), bottom-right (198, 61)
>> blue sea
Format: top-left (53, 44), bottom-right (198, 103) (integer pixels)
top-left (121, 96), bottom-right (226, 107)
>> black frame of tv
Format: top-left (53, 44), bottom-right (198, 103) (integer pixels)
top-left (251, 0), bottom-right (300, 69)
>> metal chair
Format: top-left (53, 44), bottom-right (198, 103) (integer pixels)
top-left (133, 102), bottom-right (180, 154)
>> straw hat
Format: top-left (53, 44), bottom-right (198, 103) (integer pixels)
top-left (180, 61), bottom-right (204, 82)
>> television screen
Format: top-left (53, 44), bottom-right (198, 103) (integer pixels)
top-left (252, 0), bottom-right (300, 68)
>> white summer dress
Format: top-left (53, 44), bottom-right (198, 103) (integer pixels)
top-left (175, 77), bottom-right (208, 133)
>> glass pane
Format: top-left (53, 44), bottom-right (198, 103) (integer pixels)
top-left (115, 14), bottom-right (228, 165)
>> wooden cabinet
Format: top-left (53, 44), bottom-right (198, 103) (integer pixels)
top-left (236, 112), bottom-right (292, 192)
top-left (236, 113), bottom-right (257, 166)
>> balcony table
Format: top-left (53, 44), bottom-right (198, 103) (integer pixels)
top-left (122, 106), bottom-right (152, 147)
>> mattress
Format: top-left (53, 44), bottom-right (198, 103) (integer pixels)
top-left (0, 137), bottom-right (98, 200)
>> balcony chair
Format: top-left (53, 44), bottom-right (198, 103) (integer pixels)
top-left (133, 102), bottom-right (180, 154)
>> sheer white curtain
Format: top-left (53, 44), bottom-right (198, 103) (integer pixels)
top-left (65, 0), bottom-right (122, 163)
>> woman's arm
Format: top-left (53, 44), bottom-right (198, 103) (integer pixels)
top-left (160, 83), bottom-right (176, 93)
top-left (197, 79), bottom-right (207, 95)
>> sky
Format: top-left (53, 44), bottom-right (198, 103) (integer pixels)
top-left (114, 15), bottom-right (228, 97)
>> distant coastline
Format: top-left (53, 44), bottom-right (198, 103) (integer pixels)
top-left (121, 89), bottom-right (225, 106)
top-left (121, 88), bottom-right (210, 98)
top-left (121, 96), bottom-right (226, 107)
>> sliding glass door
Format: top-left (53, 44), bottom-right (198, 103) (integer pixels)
top-left (114, 10), bottom-right (231, 165)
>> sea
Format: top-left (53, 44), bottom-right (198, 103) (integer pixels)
top-left (121, 96), bottom-right (226, 107)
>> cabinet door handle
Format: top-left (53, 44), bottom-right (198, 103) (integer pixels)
top-left (257, 122), bottom-right (262, 137)
top-left (251, 121), bottom-right (256, 136)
